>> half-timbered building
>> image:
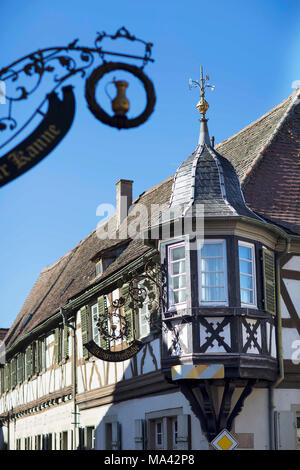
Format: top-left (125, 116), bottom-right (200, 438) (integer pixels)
top-left (0, 84), bottom-right (300, 451)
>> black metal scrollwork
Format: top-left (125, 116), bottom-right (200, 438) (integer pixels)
top-left (0, 27), bottom-right (155, 149)
top-left (97, 256), bottom-right (162, 346)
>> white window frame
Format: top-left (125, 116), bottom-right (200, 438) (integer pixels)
top-left (91, 303), bottom-right (100, 346)
top-left (197, 239), bottom-right (228, 306)
top-left (238, 241), bottom-right (257, 308)
top-left (167, 241), bottom-right (187, 310)
top-left (137, 280), bottom-right (151, 339)
top-left (155, 420), bottom-right (163, 449)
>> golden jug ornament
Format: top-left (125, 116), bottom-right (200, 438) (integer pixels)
top-left (111, 80), bottom-right (130, 116)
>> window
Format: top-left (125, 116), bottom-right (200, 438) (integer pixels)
top-left (16, 438), bottom-right (21, 450)
top-left (105, 423), bottom-right (112, 450)
top-left (198, 240), bottom-right (228, 305)
top-left (297, 415), bottom-right (300, 449)
top-left (168, 242), bottom-right (187, 309)
top-left (238, 241), bottom-right (256, 307)
top-left (152, 418), bottom-right (178, 450)
top-left (17, 353), bottom-right (23, 384)
top-left (85, 426), bottom-right (95, 450)
top-left (96, 260), bottom-right (102, 276)
top-left (60, 431), bottom-right (68, 450)
top-left (43, 433), bottom-right (52, 450)
top-left (104, 419), bottom-right (121, 450)
top-left (54, 326), bottom-right (68, 364)
top-left (41, 337), bottom-right (46, 370)
top-left (35, 434), bottom-right (42, 450)
top-left (24, 437), bottom-right (31, 450)
top-left (146, 409), bottom-right (190, 450)
top-left (91, 303), bottom-right (100, 346)
top-left (154, 420), bottom-right (163, 449)
top-left (137, 281), bottom-right (151, 339)
top-left (172, 418), bottom-right (178, 449)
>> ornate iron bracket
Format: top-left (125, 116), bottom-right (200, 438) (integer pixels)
top-left (84, 255), bottom-right (164, 361)
top-left (0, 27), bottom-right (156, 187)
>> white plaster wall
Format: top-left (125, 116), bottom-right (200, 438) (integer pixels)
top-left (282, 328), bottom-right (300, 360)
top-left (80, 391), bottom-right (209, 451)
top-left (234, 388), bottom-right (300, 450)
top-left (4, 401), bottom-right (73, 450)
top-left (234, 388), bottom-right (269, 450)
top-left (283, 256), bottom-right (300, 271)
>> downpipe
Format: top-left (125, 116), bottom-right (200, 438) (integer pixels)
top-left (60, 307), bottom-right (77, 450)
top-left (268, 238), bottom-right (291, 450)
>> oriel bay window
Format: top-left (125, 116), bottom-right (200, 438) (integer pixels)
top-left (198, 240), bottom-right (228, 306)
top-left (238, 241), bottom-right (257, 307)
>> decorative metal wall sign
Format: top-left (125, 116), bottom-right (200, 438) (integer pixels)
top-left (0, 27), bottom-right (155, 187)
top-left (84, 339), bottom-right (144, 362)
top-left (84, 257), bottom-right (161, 362)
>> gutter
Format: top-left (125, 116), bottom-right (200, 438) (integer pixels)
top-left (268, 237), bottom-right (291, 450)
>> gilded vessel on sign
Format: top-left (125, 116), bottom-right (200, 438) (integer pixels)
top-left (111, 80), bottom-right (130, 116)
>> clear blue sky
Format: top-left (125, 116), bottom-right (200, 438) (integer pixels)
top-left (0, 0), bottom-right (300, 328)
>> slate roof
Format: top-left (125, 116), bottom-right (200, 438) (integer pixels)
top-left (169, 142), bottom-right (262, 220)
top-left (3, 87), bottom-right (300, 350)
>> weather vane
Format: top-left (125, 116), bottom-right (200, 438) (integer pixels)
top-left (189, 65), bottom-right (215, 119)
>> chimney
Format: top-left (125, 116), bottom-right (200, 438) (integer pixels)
top-left (116, 179), bottom-right (133, 226)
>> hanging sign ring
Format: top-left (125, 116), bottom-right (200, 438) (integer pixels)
top-left (85, 62), bottom-right (156, 129)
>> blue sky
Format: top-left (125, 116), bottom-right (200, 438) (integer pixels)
top-left (0, 0), bottom-right (300, 328)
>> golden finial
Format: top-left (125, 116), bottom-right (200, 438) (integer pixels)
top-left (189, 66), bottom-right (215, 119)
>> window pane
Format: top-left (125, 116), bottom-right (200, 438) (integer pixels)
top-left (240, 274), bottom-right (252, 289)
top-left (201, 272), bottom-right (224, 287)
top-left (239, 259), bottom-right (252, 275)
top-left (202, 287), bottom-right (225, 301)
top-left (241, 288), bottom-right (253, 304)
top-left (201, 257), bottom-right (223, 272)
top-left (171, 246), bottom-right (185, 261)
top-left (173, 289), bottom-right (187, 304)
top-left (239, 245), bottom-right (251, 260)
top-left (172, 260), bottom-right (185, 275)
top-left (201, 243), bottom-right (223, 257)
top-left (172, 275), bottom-right (186, 289)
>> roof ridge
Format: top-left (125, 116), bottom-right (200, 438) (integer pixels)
top-left (215, 87), bottom-right (300, 152)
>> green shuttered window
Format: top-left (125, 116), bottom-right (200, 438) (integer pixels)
top-left (63, 325), bottom-right (69, 360)
top-left (26, 346), bottom-right (32, 380)
top-left (4, 362), bottom-right (10, 392)
top-left (98, 296), bottom-right (109, 350)
top-left (122, 284), bottom-right (134, 344)
top-left (80, 306), bottom-right (90, 360)
top-left (263, 248), bottom-right (276, 315)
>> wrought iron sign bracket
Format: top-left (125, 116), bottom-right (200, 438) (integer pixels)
top-left (0, 27), bottom-right (156, 188)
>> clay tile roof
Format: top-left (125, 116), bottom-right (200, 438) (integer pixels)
top-left (4, 88), bottom-right (300, 349)
top-left (215, 87), bottom-right (300, 182)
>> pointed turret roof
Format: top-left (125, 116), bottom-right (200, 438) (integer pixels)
top-left (169, 69), bottom-right (262, 221)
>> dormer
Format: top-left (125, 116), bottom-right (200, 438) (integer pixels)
top-left (91, 240), bottom-right (130, 278)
